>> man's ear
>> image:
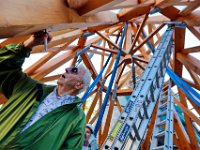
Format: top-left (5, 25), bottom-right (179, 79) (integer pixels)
top-left (75, 81), bottom-right (84, 90)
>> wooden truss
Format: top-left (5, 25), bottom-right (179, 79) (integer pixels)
top-left (0, 0), bottom-right (199, 149)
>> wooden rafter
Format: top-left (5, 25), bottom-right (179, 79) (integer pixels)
top-left (176, 53), bottom-right (200, 76)
top-left (0, 0), bottom-right (200, 149)
top-left (178, 0), bottom-right (200, 16)
top-left (178, 89), bottom-right (199, 149)
top-left (77, 0), bottom-right (124, 16)
top-left (118, 3), bottom-right (151, 22)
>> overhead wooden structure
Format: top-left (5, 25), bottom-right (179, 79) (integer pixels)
top-left (0, 0), bottom-right (199, 149)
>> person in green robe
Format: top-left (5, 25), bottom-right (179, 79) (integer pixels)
top-left (0, 31), bottom-right (91, 150)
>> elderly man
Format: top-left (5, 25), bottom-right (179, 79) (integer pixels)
top-left (0, 31), bottom-right (91, 150)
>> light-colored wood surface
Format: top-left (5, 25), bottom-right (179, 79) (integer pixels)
top-left (0, 0), bottom-right (199, 149)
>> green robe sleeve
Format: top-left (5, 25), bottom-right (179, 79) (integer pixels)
top-left (0, 43), bottom-right (31, 98)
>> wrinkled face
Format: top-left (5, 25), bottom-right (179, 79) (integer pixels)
top-left (85, 127), bottom-right (92, 140)
top-left (57, 66), bottom-right (85, 90)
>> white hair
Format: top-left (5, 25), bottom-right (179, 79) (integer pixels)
top-left (78, 64), bottom-right (91, 94)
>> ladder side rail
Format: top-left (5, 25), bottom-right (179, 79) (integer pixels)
top-left (164, 81), bottom-right (174, 150)
top-left (101, 27), bottom-right (174, 150)
top-left (129, 33), bottom-right (174, 150)
top-left (113, 28), bottom-right (173, 150)
top-left (101, 27), bottom-right (170, 149)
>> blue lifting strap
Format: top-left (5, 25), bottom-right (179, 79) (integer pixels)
top-left (80, 26), bottom-right (122, 104)
top-left (80, 53), bottom-right (112, 105)
top-left (93, 22), bottom-right (128, 136)
top-left (146, 28), bottom-right (199, 106)
top-left (166, 67), bottom-right (200, 107)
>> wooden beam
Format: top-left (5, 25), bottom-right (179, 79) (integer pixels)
top-left (155, 0), bottom-right (181, 9)
top-left (0, 29), bottom-right (75, 47)
top-left (177, 10), bottom-right (200, 26)
top-left (41, 74), bottom-right (61, 83)
top-left (91, 44), bottom-right (119, 55)
top-left (148, 24), bottom-right (154, 44)
top-left (173, 134), bottom-right (183, 150)
top-left (0, 35), bottom-right (29, 48)
top-left (105, 55), bottom-right (117, 78)
top-left (115, 63), bottom-right (126, 84)
top-left (96, 31), bottom-right (120, 50)
top-left (129, 24), bottom-right (165, 55)
top-left (174, 98), bottom-right (200, 126)
top-left (181, 46), bottom-right (200, 54)
top-left (117, 4), bottom-right (151, 22)
top-left (88, 49), bottom-right (110, 56)
top-left (123, 24), bottom-right (132, 51)
top-left (159, 6), bottom-right (180, 20)
top-left (32, 49), bottom-right (77, 80)
top-left (174, 110), bottom-right (193, 150)
top-left (129, 13), bottom-right (149, 53)
top-left (0, 0), bottom-right (118, 38)
top-left (77, 0), bottom-right (124, 16)
top-left (86, 92), bottom-right (100, 122)
top-left (26, 52), bottom-right (59, 76)
top-left (32, 30), bottom-right (82, 52)
top-left (183, 63), bottom-right (200, 89)
top-left (176, 53), bottom-right (200, 76)
top-left (102, 98), bottom-right (114, 143)
top-left (87, 23), bottom-right (120, 33)
top-left (134, 15), bottom-right (169, 24)
top-left (187, 26), bottom-right (200, 40)
top-left (96, 31), bottom-right (126, 56)
top-left (112, 0), bottom-right (154, 10)
top-left (112, 0), bottom-right (138, 9)
top-left (178, 0), bottom-right (200, 16)
top-left (115, 97), bottom-right (122, 113)
top-left (81, 52), bottom-right (99, 80)
top-left (182, 78), bottom-right (200, 91)
top-left (117, 88), bottom-right (132, 96)
top-left (26, 40), bottom-right (77, 75)
top-left (86, 26), bottom-right (122, 46)
top-left (173, 28), bottom-right (185, 77)
top-left (178, 89), bottom-right (199, 150)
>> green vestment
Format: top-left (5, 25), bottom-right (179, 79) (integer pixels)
top-left (0, 43), bottom-right (86, 150)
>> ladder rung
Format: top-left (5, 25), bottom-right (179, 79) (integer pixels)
top-left (151, 145), bottom-right (165, 150)
top-left (160, 96), bottom-right (167, 102)
top-left (159, 102), bottom-right (167, 109)
top-left (156, 119), bottom-right (166, 126)
top-left (162, 90), bottom-right (168, 95)
top-left (152, 145), bottom-right (175, 150)
top-left (133, 124), bottom-right (141, 140)
top-left (154, 131), bottom-right (165, 137)
top-left (157, 110), bottom-right (167, 117)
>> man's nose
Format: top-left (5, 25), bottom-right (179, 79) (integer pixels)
top-left (65, 68), bottom-right (69, 73)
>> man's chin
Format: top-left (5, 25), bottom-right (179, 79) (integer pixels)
top-left (57, 80), bottom-right (62, 85)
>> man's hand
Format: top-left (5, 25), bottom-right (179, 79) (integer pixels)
top-left (23, 31), bottom-right (52, 49)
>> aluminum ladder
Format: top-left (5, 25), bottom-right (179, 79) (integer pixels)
top-left (101, 27), bottom-right (174, 150)
top-left (149, 81), bottom-right (174, 150)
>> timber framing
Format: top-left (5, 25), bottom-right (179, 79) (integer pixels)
top-left (0, 0), bottom-right (199, 149)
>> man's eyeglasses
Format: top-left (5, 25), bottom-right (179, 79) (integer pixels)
top-left (66, 67), bottom-right (78, 74)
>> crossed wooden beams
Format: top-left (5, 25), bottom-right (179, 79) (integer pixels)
top-left (0, 0), bottom-right (199, 149)
top-left (1, 0), bottom-right (199, 38)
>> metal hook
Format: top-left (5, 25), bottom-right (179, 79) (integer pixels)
top-left (44, 29), bottom-right (48, 52)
